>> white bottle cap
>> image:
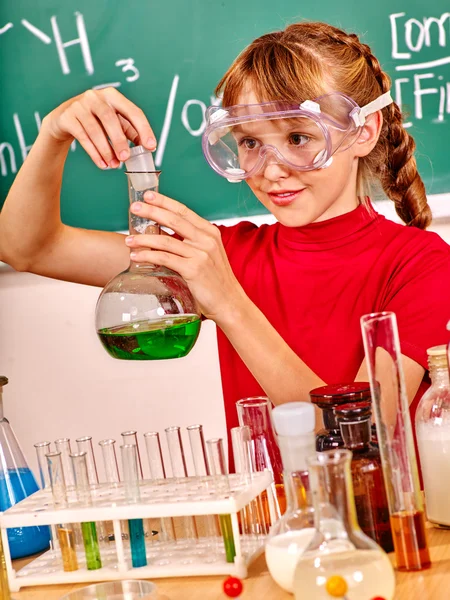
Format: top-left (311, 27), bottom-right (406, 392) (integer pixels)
top-left (125, 146), bottom-right (158, 192)
top-left (272, 402), bottom-right (315, 437)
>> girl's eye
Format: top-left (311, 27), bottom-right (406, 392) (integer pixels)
top-left (239, 137), bottom-right (259, 150)
top-left (289, 133), bottom-right (310, 146)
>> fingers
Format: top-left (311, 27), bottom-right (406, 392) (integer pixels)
top-left (72, 104), bottom-right (120, 168)
top-left (125, 233), bottom-right (195, 258)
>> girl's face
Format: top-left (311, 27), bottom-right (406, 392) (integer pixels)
top-left (237, 89), bottom-right (362, 227)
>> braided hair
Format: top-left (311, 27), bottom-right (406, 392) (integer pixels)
top-left (216, 22), bottom-right (431, 228)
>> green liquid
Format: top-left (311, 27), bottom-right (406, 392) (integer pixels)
top-left (98, 314), bottom-right (201, 360)
top-left (81, 522), bottom-right (102, 570)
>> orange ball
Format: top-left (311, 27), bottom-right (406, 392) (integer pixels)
top-left (325, 575), bottom-right (348, 597)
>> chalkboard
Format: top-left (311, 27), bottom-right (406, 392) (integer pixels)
top-left (1, 0), bottom-right (449, 231)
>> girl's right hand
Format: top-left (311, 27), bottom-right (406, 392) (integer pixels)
top-left (41, 87), bottom-right (156, 169)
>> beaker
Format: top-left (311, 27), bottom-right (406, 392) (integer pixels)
top-left (361, 311), bottom-right (431, 571)
top-left (0, 377), bottom-right (50, 559)
top-left (293, 449), bottom-right (396, 600)
top-left (236, 397), bottom-right (285, 522)
top-left (95, 146), bottom-right (201, 360)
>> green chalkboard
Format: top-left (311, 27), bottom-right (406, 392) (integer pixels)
top-left (1, 0), bottom-right (449, 231)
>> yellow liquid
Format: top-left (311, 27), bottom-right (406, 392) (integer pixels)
top-left (57, 527), bottom-right (79, 572)
top-left (293, 549), bottom-right (395, 599)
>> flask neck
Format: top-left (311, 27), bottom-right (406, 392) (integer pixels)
top-left (339, 418), bottom-right (371, 451)
top-left (0, 389), bottom-right (4, 420)
top-left (285, 470), bottom-right (311, 511)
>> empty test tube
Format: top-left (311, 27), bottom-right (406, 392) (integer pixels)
top-left (46, 452), bottom-right (78, 572)
top-left (99, 439), bottom-right (120, 483)
top-left (70, 452), bottom-right (102, 570)
top-left (231, 426), bottom-right (267, 536)
top-left (121, 431), bottom-right (143, 478)
top-left (165, 426), bottom-right (198, 542)
top-left (55, 438), bottom-right (75, 487)
top-left (206, 438), bottom-right (236, 563)
top-left (34, 441), bottom-right (52, 488)
top-left (144, 432), bottom-right (175, 542)
top-left (121, 444), bottom-right (147, 568)
top-left (187, 425), bottom-right (219, 544)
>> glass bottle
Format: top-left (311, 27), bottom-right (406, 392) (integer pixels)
top-left (293, 449), bottom-right (396, 600)
top-left (265, 402), bottom-right (316, 593)
top-left (334, 401), bottom-right (394, 552)
top-left (0, 377), bottom-right (50, 559)
top-left (310, 383), bottom-right (372, 451)
top-left (415, 344), bottom-right (450, 527)
top-left (96, 146), bottom-right (201, 360)
top-left (236, 397), bottom-right (285, 521)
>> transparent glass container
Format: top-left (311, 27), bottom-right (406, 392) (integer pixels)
top-left (310, 383), bottom-right (372, 451)
top-left (415, 344), bottom-right (450, 528)
top-left (265, 403), bottom-right (316, 593)
top-left (293, 449), bottom-right (395, 600)
top-left (0, 377), bottom-right (50, 559)
top-left (236, 397), bottom-right (285, 521)
top-left (334, 401), bottom-right (394, 552)
top-left (96, 147), bottom-right (201, 360)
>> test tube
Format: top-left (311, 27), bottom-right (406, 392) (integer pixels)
top-left (34, 441), bottom-right (52, 488)
top-left (165, 426), bottom-right (198, 542)
top-left (143, 432), bottom-right (175, 542)
top-left (231, 426), bottom-right (267, 536)
top-left (206, 438), bottom-right (236, 563)
top-left (361, 311), bottom-right (431, 571)
top-left (187, 425), bottom-right (220, 546)
top-left (55, 438), bottom-right (75, 487)
top-left (70, 452), bottom-right (102, 570)
top-left (121, 431), bottom-right (143, 478)
top-left (120, 444), bottom-right (147, 568)
top-left (76, 437), bottom-right (99, 484)
top-left (99, 439), bottom-right (129, 541)
top-left (46, 452), bottom-right (78, 572)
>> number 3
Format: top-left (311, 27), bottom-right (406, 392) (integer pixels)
top-left (115, 58), bottom-right (140, 82)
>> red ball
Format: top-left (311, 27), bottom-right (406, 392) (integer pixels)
top-left (371, 597), bottom-right (387, 600)
top-left (223, 576), bottom-right (244, 597)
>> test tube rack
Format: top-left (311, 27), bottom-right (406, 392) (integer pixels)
top-left (0, 471), bottom-right (273, 591)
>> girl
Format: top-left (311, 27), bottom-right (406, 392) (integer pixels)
top-left (1, 22), bottom-right (449, 439)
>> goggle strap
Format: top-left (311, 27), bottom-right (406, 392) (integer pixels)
top-left (351, 90), bottom-right (393, 127)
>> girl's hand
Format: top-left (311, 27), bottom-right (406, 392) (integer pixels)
top-left (41, 88), bottom-right (156, 170)
top-left (125, 192), bottom-right (247, 324)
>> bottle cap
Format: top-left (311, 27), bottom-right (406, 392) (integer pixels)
top-left (334, 401), bottom-right (372, 422)
top-left (0, 377), bottom-right (8, 387)
top-left (309, 382), bottom-right (371, 406)
top-left (272, 402), bottom-right (315, 437)
top-left (125, 145), bottom-right (156, 172)
top-left (427, 344), bottom-right (447, 357)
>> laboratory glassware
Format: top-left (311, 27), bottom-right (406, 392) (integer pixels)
top-left (334, 401), bottom-right (394, 552)
top-left (293, 449), bottom-right (396, 600)
top-left (236, 397), bottom-right (285, 522)
top-left (265, 402), bottom-right (316, 593)
top-left (0, 376), bottom-right (50, 559)
top-left (95, 146), bottom-right (201, 360)
top-left (206, 438), bottom-right (236, 563)
top-left (120, 444), bottom-right (147, 568)
top-left (46, 452), bottom-right (79, 572)
top-left (415, 344), bottom-right (450, 527)
top-left (0, 527), bottom-right (11, 600)
top-left (361, 311), bottom-right (431, 571)
top-left (70, 452), bottom-right (102, 570)
top-left (34, 441), bottom-right (52, 488)
top-left (54, 438), bottom-right (76, 487)
top-left (310, 382), bottom-right (372, 451)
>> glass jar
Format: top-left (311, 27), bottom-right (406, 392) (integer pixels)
top-left (310, 383), bottom-right (372, 451)
top-left (293, 449), bottom-right (395, 600)
top-left (415, 344), bottom-right (450, 527)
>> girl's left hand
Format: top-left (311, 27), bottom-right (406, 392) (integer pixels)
top-left (125, 191), bottom-right (247, 324)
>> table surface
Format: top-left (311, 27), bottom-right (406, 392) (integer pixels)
top-left (12, 524), bottom-right (450, 599)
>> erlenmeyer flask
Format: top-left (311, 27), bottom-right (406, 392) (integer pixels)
top-left (0, 377), bottom-right (50, 559)
top-left (95, 146), bottom-right (201, 360)
top-left (293, 449), bottom-right (396, 600)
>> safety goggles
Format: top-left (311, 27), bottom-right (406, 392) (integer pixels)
top-left (202, 91), bottom-right (393, 182)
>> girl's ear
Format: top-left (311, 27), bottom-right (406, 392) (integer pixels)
top-left (354, 111), bottom-right (383, 158)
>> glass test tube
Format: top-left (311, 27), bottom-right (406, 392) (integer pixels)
top-left (99, 439), bottom-right (129, 541)
top-left (120, 444), bottom-right (147, 568)
top-left (34, 441), bottom-right (52, 488)
top-left (55, 438), bottom-right (75, 487)
top-left (165, 426), bottom-right (198, 542)
top-left (70, 452), bottom-right (102, 570)
top-left (206, 438), bottom-right (236, 562)
top-left (143, 432), bottom-right (175, 542)
top-left (187, 425), bottom-right (220, 545)
top-left (361, 311), bottom-right (431, 571)
top-left (231, 426), bottom-right (267, 536)
top-left (46, 452), bottom-right (78, 572)
top-left (121, 431), bottom-right (143, 478)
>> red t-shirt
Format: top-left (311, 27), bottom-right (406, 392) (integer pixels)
top-left (215, 203), bottom-right (450, 442)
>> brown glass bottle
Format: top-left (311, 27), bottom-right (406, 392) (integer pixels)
top-left (334, 401), bottom-right (394, 553)
top-left (309, 383), bottom-right (372, 451)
